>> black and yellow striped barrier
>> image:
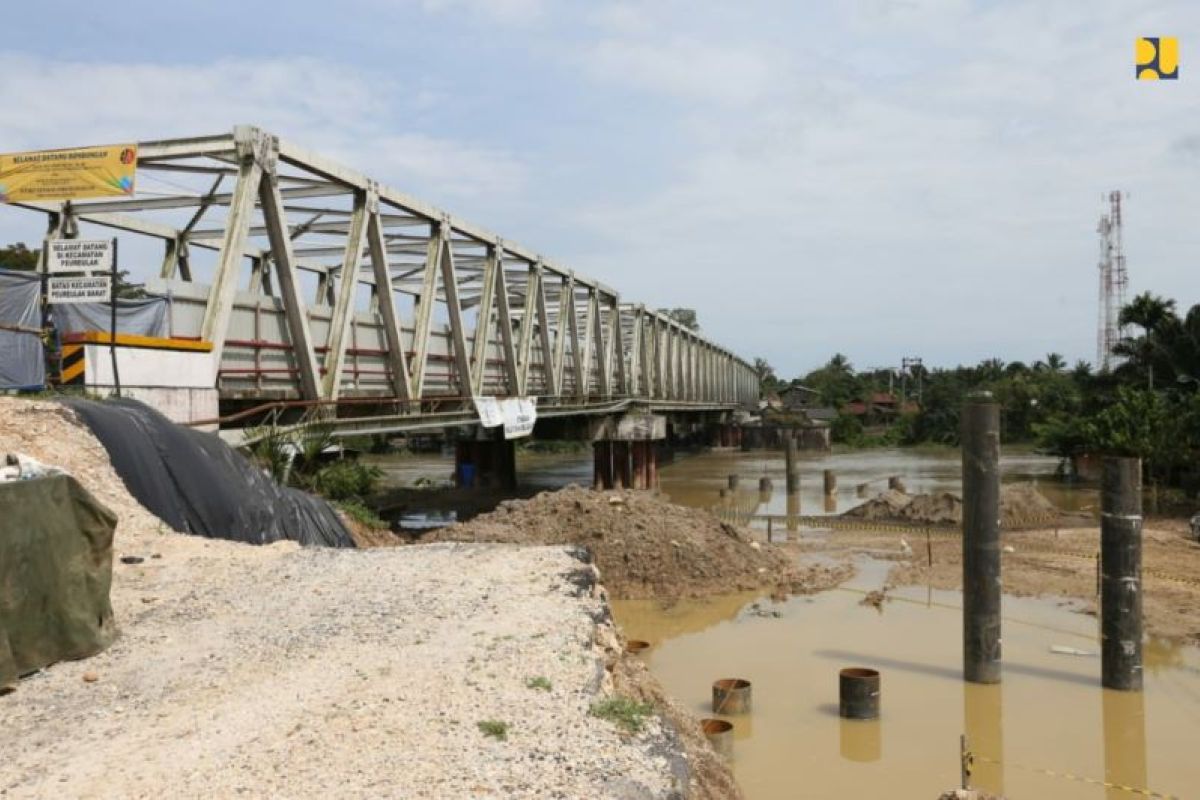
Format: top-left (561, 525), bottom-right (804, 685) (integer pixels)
top-left (60, 343), bottom-right (85, 385)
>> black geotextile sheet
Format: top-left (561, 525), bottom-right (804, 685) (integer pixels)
top-left (0, 475), bottom-right (117, 688)
top-left (61, 398), bottom-right (353, 548)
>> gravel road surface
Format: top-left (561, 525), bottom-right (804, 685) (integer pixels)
top-left (1, 543), bottom-right (687, 799)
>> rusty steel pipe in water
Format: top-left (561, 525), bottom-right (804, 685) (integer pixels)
top-left (1101, 456), bottom-right (1143, 691)
top-left (700, 718), bottom-right (734, 758)
top-left (625, 640), bottom-right (650, 655)
top-left (839, 667), bottom-right (880, 720)
top-left (712, 678), bottom-right (752, 714)
top-left (823, 469), bottom-right (837, 496)
top-left (962, 393), bottom-right (1001, 684)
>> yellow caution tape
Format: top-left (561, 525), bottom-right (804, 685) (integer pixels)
top-left (970, 751), bottom-right (1181, 799)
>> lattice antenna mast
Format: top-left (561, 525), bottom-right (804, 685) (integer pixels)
top-left (1096, 190), bottom-right (1127, 371)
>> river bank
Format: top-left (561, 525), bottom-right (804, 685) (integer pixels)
top-left (0, 399), bottom-right (752, 798)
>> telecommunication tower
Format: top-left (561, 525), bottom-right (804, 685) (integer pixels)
top-left (1096, 191), bottom-right (1128, 371)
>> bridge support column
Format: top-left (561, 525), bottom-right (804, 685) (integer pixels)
top-left (455, 435), bottom-right (517, 491)
top-left (591, 413), bottom-right (665, 491)
top-left (594, 440), bottom-right (658, 491)
top-left (709, 424), bottom-right (742, 449)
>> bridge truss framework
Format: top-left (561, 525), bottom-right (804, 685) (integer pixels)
top-left (14, 126), bottom-right (758, 429)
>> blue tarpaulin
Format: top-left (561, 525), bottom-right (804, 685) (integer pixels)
top-left (0, 269), bottom-right (44, 390)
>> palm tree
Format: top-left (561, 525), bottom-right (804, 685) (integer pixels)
top-left (826, 353), bottom-right (853, 375)
top-left (1044, 353), bottom-right (1066, 372)
top-left (1119, 293), bottom-right (1176, 333)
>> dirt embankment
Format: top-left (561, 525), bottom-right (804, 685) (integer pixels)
top-left (427, 484), bottom-right (849, 600)
top-left (844, 482), bottom-right (1078, 528)
top-left (1, 399), bottom-right (752, 798)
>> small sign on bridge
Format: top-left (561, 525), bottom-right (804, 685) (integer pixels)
top-left (47, 275), bottom-right (112, 304)
top-left (46, 239), bottom-right (114, 274)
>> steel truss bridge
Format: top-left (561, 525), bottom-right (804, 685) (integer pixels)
top-left (13, 126), bottom-right (757, 437)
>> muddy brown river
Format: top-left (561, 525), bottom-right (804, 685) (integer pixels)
top-left (372, 447), bottom-right (1197, 798)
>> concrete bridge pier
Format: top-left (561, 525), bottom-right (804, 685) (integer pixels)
top-left (454, 431), bottom-right (517, 490)
top-left (592, 414), bottom-right (666, 491)
top-left (593, 440), bottom-right (658, 490)
top-left (709, 424), bottom-right (742, 449)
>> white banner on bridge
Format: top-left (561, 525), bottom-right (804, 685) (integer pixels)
top-left (46, 239), bottom-right (113, 274)
top-left (502, 397), bottom-right (537, 440)
top-left (474, 396), bottom-right (504, 428)
top-left (48, 275), bottom-right (111, 304)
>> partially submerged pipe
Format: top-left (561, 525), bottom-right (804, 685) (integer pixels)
top-left (1101, 456), bottom-right (1143, 691)
top-left (625, 639), bottom-right (650, 655)
top-left (823, 469), bottom-right (837, 496)
top-left (839, 667), bottom-right (880, 720)
top-left (962, 394), bottom-right (1001, 684)
top-left (701, 718), bottom-right (734, 758)
top-left (712, 678), bottom-right (752, 714)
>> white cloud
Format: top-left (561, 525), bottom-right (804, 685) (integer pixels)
top-left (0, 55), bottom-right (527, 208)
top-left (583, 33), bottom-right (777, 107)
top-left (566, 1), bottom-right (1200, 372)
top-left (418, 0), bottom-right (545, 24)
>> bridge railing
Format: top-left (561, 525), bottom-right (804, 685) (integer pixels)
top-left (14, 126), bottom-right (759, 410)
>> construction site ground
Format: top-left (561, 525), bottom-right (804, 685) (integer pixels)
top-left (789, 517), bottom-right (1200, 646)
top-left (0, 398), bottom-right (754, 799)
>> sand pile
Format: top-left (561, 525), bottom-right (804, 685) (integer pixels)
top-left (844, 482), bottom-right (1061, 527)
top-left (428, 485), bottom-right (841, 599)
top-left (0, 397), bottom-right (164, 546)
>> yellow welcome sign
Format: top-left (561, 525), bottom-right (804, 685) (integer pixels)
top-left (0, 143), bottom-right (137, 203)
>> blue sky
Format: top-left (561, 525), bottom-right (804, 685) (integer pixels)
top-left (1, 0), bottom-right (1197, 377)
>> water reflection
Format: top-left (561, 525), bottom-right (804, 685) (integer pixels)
top-left (610, 592), bottom-right (762, 643)
top-left (964, 682), bottom-right (1004, 795)
top-left (612, 583), bottom-right (1200, 800)
top-left (1145, 636), bottom-right (1185, 672)
top-left (786, 493), bottom-right (799, 533)
top-left (1102, 689), bottom-right (1147, 800)
top-left (839, 718), bottom-right (882, 762)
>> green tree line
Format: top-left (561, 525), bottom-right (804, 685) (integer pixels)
top-left (755, 291), bottom-right (1200, 491)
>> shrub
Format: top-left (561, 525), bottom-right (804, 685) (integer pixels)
top-left (310, 459), bottom-right (382, 501)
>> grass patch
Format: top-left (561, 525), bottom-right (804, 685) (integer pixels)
top-left (525, 676), bottom-right (552, 692)
top-left (477, 719), bottom-right (509, 740)
top-left (589, 697), bottom-right (654, 734)
top-left (336, 499), bottom-right (387, 529)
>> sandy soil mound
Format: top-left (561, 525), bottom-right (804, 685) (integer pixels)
top-left (0, 397), bottom-right (164, 545)
top-left (427, 485), bottom-right (839, 600)
top-left (844, 482), bottom-right (1060, 527)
